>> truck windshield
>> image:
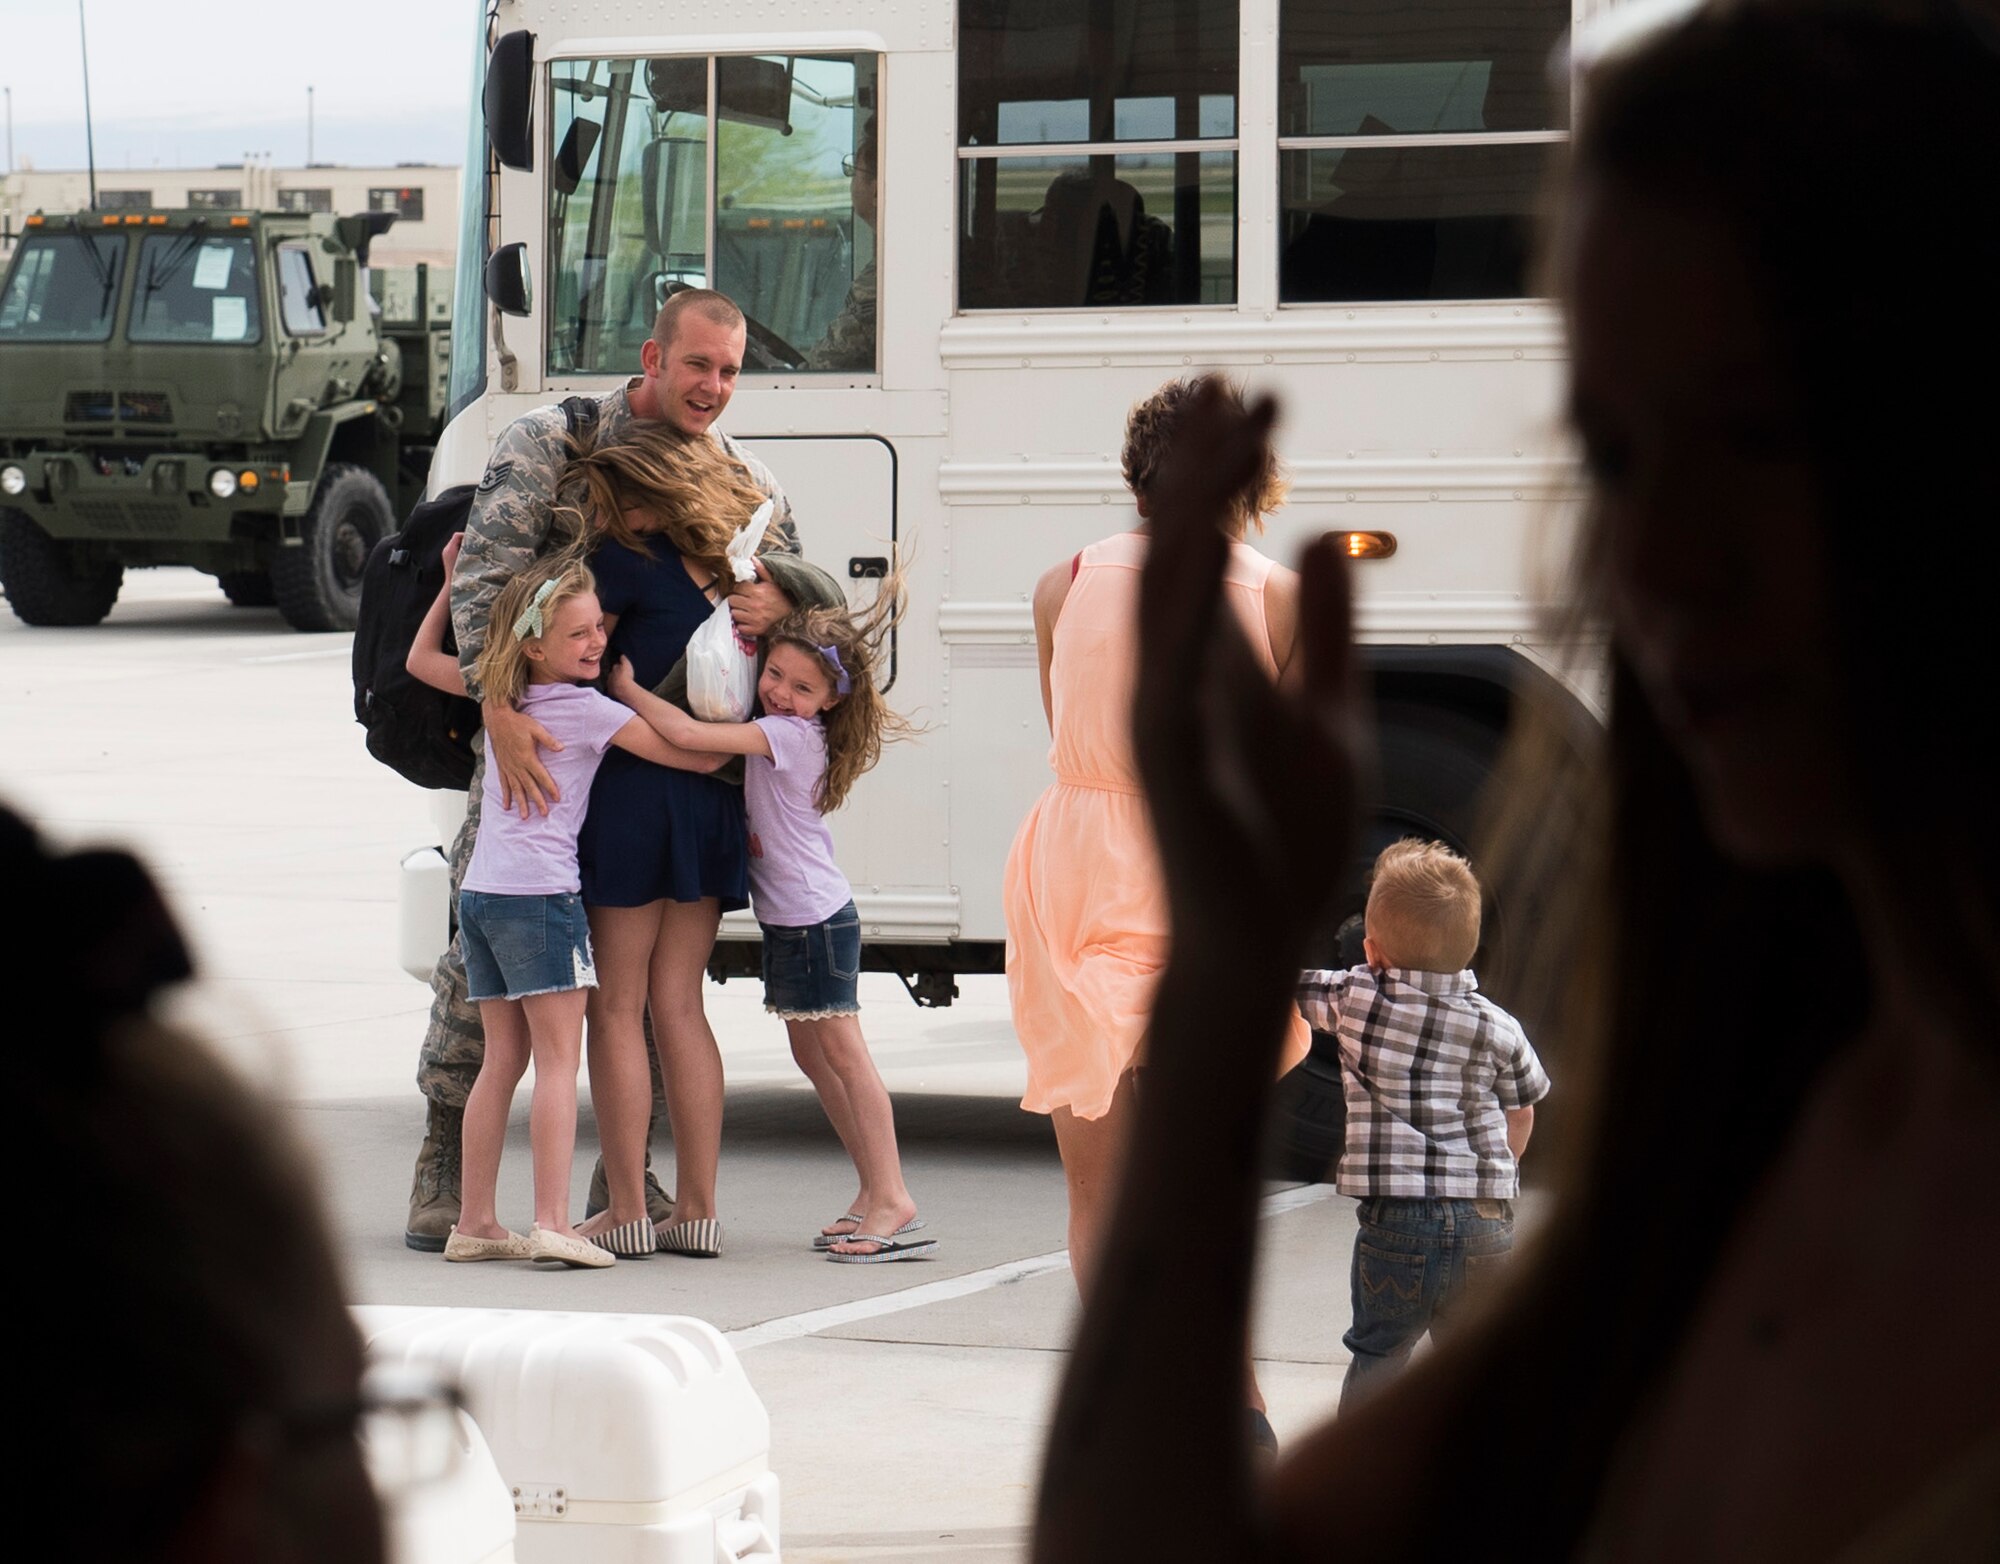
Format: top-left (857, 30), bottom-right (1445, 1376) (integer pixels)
top-left (128, 232), bottom-right (263, 344)
top-left (0, 233), bottom-right (126, 342)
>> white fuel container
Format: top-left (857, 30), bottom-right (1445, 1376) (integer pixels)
top-left (356, 1307), bottom-right (780, 1564)
top-left (378, 1403), bottom-right (517, 1564)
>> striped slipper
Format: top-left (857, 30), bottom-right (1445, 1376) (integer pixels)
top-left (588, 1218), bottom-right (658, 1259)
top-left (813, 1215), bottom-right (926, 1251)
top-left (658, 1217), bottom-right (723, 1259)
top-left (826, 1232), bottom-right (939, 1264)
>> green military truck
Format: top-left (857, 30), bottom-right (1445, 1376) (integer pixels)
top-left (0, 207), bottom-right (448, 630)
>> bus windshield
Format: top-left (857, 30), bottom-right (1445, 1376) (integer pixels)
top-left (548, 51), bottom-right (878, 375)
top-left (0, 232), bottom-right (126, 342)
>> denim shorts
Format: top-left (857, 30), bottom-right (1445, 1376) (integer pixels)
top-left (759, 900), bottom-right (861, 1019)
top-left (458, 890), bottom-right (598, 1002)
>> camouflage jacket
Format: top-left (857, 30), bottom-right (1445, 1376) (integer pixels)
top-left (803, 261), bottom-right (876, 372)
top-left (452, 381), bottom-right (801, 699)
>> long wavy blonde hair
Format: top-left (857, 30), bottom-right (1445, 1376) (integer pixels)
top-left (475, 557), bottom-right (599, 707)
top-left (554, 421), bottom-right (770, 586)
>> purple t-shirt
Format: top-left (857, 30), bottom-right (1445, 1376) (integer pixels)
top-left (744, 715), bottom-right (852, 926)
top-left (462, 682), bottom-right (634, 895)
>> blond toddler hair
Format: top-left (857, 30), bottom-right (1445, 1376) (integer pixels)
top-left (1365, 838), bottom-right (1483, 973)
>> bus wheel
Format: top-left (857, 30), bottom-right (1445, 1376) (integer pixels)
top-left (1264, 701), bottom-right (1508, 1182)
top-left (271, 465), bottom-right (393, 632)
top-left (0, 510), bottom-right (124, 627)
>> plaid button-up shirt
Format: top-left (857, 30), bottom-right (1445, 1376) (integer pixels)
top-left (1297, 965), bottom-right (1551, 1199)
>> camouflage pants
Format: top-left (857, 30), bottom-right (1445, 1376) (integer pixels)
top-left (415, 751), bottom-right (667, 1111)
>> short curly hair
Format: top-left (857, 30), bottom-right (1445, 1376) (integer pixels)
top-left (1120, 374), bottom-right (1286, 533)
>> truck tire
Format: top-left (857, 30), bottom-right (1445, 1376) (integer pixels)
top-left (1264, 700), bottom-right (1507, 1183)
top-left (271, 464), bottom-right (394, 632)
top-left (218, 570), bottom-right (276, 607)
top-left (0, 510), bottom-right (124, 627)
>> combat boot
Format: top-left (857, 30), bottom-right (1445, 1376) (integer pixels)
top-left (585, 1149), bottom-right (675, 1227)
top-left (403, 1101), bottom-right (463, 1252)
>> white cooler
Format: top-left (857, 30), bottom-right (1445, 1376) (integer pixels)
top-left (379, 1406), bottom-right (517, 1564)
top-left (356, 1307), bottom-right (781, 1564)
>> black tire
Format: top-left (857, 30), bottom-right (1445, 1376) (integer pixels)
top-left (1265, 701), bottom-right (1507, 1182)
top-left (0, 509), bottom-right (124, 627)
top-left (218, 569), bottom-right (277, 607)
top-left (1266, 1051), bottom-right (1349, 1183)
top-left (270, 464), bottom-right (394, 632)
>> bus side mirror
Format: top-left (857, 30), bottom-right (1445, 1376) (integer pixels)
top-left (485, 30), bottom-right (536, 171)
top-left (486, 242), bottom-right (532, 316)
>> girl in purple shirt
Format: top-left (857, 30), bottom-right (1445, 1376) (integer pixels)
top-left (408, 546), bottom-right (720, 1269)
top-left (609, 593), bottom-right (935, 1263)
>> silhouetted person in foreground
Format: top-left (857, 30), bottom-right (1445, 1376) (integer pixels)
top-left (13, 805), bottom-right (385, 1564)
top-left (1033, 3), bottom-right (2000, 1559)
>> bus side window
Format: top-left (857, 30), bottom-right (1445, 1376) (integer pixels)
top-left (956, 0), bottom-right (1239, 310)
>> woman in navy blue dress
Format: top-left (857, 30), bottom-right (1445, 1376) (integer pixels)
top-left (560, 429), bottom-right (771, 1257)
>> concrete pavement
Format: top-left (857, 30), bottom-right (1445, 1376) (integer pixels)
top-left (3, 568), bottom-right (1360, 1562)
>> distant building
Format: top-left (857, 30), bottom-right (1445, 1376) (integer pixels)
top-left (0, 160), bottom-right (459, 268)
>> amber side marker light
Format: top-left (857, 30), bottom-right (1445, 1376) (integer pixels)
top-left (1328, 530), bottom-right (1397, 560)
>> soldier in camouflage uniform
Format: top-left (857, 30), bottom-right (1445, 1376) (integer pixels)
top-left (804, 115), bottom-right (877, 373)
top-left (405, 289), bottom-right (808, 1249)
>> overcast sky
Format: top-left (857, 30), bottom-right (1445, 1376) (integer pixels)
top-left (1, 0), bottom-right (475, 173)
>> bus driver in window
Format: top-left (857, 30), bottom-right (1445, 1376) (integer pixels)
top-left (806, 113), bottom-right (877, 372)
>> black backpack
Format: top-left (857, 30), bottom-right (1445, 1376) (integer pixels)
top-left (352, 397), bottom-right (596, 790)
top-left (350, 485), bottom-right (486, 789)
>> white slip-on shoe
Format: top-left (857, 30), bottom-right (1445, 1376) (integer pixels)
top-left (443, 1227), bottom-right (531, 1263)
top-left (528, 1226), bottom-right (616, 1269)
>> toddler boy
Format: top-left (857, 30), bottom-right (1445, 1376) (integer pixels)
top-left (1297, 838), bottom-right (1550, 1409)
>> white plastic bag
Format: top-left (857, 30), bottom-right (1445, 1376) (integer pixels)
top-left (685, 501), bottom-right (773, 722)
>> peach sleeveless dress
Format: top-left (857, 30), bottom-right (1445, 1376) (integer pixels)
top-left (1003, 530), bottom-right (1310, 1119)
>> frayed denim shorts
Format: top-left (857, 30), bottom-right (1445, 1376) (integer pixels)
top-left (458, 890), bottom-right (598, 1002)
top-left (759, 900), bottom-right (860, 1019)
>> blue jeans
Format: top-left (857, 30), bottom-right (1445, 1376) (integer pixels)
top-left (758, 900), bottom-right (861, 1018)
top-left (457, 890), bottom-right (597, 1002)
top-left (1340, 1196), bottom-right (1515, 1410)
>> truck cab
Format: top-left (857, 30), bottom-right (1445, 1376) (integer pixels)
top-left (0, 206), bottom-right (449, 629)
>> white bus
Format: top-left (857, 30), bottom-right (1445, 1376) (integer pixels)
top-left (416, 0), bottom-right (1602, 1103)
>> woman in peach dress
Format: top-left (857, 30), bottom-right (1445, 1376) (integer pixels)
top-left (1003, 376), bottom-right (1310, 1359)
